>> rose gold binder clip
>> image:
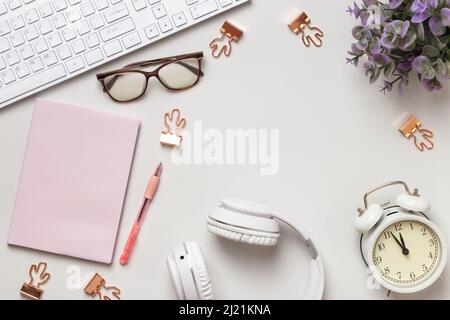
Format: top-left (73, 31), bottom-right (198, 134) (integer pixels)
top-left (209, 21), bottom-right (243, 58)
top-left (160, 108), bottom-right (186, 147)
top-left (20, 262), bottom-right (51, 300)
top-left (399, 115), bottom-right (434, 152)
top-left (289, 12), bottom-right (324, 47)
top-left (84, 273), bottom-right (121, 300)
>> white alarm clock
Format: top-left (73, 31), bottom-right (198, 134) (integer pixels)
top-left (355, 181), bottom-right (447, 294)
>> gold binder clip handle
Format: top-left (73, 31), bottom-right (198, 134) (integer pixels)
top-left (20, 262), bottom-right (51, 300)
top-left (289, 12), bottom-right (324, 48)
top-left (84, 273), bottom-right (121, 300)
top-left (209, 21), bottom-right (243, 58)
top-left (399, 115), bottom-right (434, 152)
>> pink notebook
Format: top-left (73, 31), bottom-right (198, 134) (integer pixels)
top-left (8, 99), bottom-right (140, 263)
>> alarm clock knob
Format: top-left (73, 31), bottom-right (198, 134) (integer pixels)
top-left (396, 193), bottom-right (431, 213)
top-left (354, 203), bottom-right (383, 233)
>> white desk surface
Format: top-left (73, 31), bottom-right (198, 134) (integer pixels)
top-left (1, 0), bottom-right (450, 300)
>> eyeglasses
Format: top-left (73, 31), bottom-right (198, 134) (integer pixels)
top-left (96, 52), bottom-right (204, 102)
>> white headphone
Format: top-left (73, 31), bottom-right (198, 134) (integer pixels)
top-left (166, 198), bottom-right (325, 300)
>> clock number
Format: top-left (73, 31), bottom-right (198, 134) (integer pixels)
top-left (394, 223), bottom-right (402, 231)
top-left (383, 232), bottom-right (391, 240)
top-left (422, 264), bottom-right (428, 272)
top-left (429, 238), bottom-right (435, 246)
top-left (410, 272), bottom-right (416, 279)
top-left (396, 272), bottom-right (401, 279)
top-left (377, 243), bottom-right (385, 251)
top-left (375, 256), bottom-right (382, 264)
top-left (421, 227), bottom-right (427, 236)
top-left (383, 267), bottom-right (390, 274)
top-left (429, 252), bottom-right (433, 259)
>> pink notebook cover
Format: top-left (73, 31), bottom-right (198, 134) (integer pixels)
top-left (8, 99), bottom-right (140, 263)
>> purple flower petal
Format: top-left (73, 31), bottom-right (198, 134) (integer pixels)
top-left (373, 53), bottom-right (391, 65)
top-left (426, 0), bottom-right (438, 9)
top-left (429, 15), bottom-right (446, 36)
top-left (400, 21), bottom-right (410, 37)
top-left (440, 8), bottom-right (450, 26)
top-left (369, 37), bottom-right (381, 53)
top-left (412, 56), bottom-right (430, 72)
top-left (389, 0), bottom-right (404, 9)
top-left (397, 61), bottom-right (412, 73)
top-left (422, 78), bottom-right (442, 91)
top-left (412, 11), bottom-right (433, 23)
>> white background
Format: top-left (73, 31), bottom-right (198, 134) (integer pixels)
top-left (1, 0), bottom-right (450, 300)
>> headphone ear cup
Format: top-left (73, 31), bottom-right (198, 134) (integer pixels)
top-left (166, 255), bottom-right (186, 300)
top-left (207, 217), bottom-right (279, 246)
top-left (185, 242), bottom-right (213, 300)
top-left (396, 193), bottom-right (431, 212)
top-left (354, 203), bottom-right (383, 233)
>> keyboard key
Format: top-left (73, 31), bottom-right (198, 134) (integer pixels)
top-left (1, 69), bottom-right (16, 84)
top-left (42, 50), bottom-right (58, 66)
top-left (111, 0), bottom-right (123, 4)
top-left (66, 8), bottom-right (81, 22)
top-left (190, 0), bottom-right (218, 19)
top-left (5, 50), bottom-right (20, 65)
top-left (103, 39), bottom-right (122, 56)
top-left (0, 21), bottom-right (11, 35)
top-left (33, 38), bottom-right (49, 53)
top-left (149, 0), bottom-right (161, 5)
top-left (53, 0), bottom-right (68, 12)
top-left (61, 27), bottom-right (76, 41)
top-left (24, 0), bottom-right (37, 3)
top-left (158, 17), bottom-right (173, 33)
top-left (0, 38), bottom-right (10, 53)
top-left (37, 19), bottom-right (53, 34)
top-left (29, 56), bottom-right (44, 72)
top-left (0, 3), bottom-right (7, 15)
top-left (68, 0), bottom-right (82, 4)
top-left (70, 38), bottom-right (86, 53)
top-left (85, 32), bottom-right (100, 48)
top-left (11, 32), bottom-right (25, 47)
top-left (185, 0), bottom-right (198, 4)
top-left (10, 15), bottom-right (25, 30)
top-left (152, 4), bottom-right (167, 19)
top-left (172, 12), bottom-right (187, 27)
top-left (24, 25), bottom-right (39, 40)
top-left (38, 2), bottom-right (54, 18)
top-left (0, 64), bottom-right (67, 105)
top-left (218, 0), bottom-right (232, 7)
top-left (104, 4), bottom-right (129, 23)
top-left (0, 57), bottom-right (6, 70)
top-left (57, 44), bottom-right (72, 60)
top-left (76, 20), bottom-right (90, 35)
top-left (122, 31), bottom-right (141, 49)
top-left (93, 0), bottom-right (109, 11)
top-left (80, 1), bottom-right (95, 17)
top-left (47, 32), bottom-right (63, 47)
top-left (100, 17), bottom-right (135, 42)
top-left (24, 8), bottom-right (40, 24)
top-left (14, 62), bottom-right (30, 78)
top-left (52, 13), bottom-right (67, 29)
top-left (144, 23), bottom-right (158, 39)
top-left (7, 0), bottom-right (22, 11)
top-left (19, 44), bottom-right (35, 59)
top-left (132, 0), bottom-right (147, 11)
top-left (65, 56), bottom-right (85, 73)
top-left (90, 13), bottom-right (104, 29)
top-left (84, 48), bottom-right (103, 65)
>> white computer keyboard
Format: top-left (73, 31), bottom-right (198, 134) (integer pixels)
top-left (0, 0), bottom-right (249, 109)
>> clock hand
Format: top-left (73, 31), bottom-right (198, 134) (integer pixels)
top-left (399, 232), bottom-right (409, 256)
top-left (390, 231), bottom-right (408, 255)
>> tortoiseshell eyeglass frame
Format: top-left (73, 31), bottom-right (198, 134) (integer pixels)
top-left (96, 51), bottom-right (204, 102)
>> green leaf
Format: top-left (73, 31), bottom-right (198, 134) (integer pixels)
top-left (384, 61), bottom-right (395, 77)
top-left (423, 45), bottom-right (441, 58)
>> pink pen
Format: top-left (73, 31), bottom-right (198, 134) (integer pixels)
top-left (119, 163), bottom-right (162, 265)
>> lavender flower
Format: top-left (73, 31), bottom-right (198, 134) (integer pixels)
top-left (347, 0), bottom-right (450, 93)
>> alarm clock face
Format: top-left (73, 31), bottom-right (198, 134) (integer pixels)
top-left (371, 217), bottom-right (446, 292)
